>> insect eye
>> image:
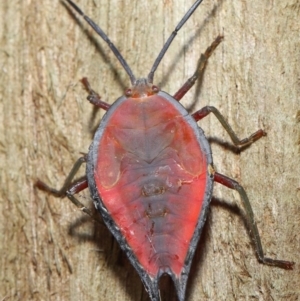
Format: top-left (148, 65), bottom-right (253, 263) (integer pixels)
top-left (151, 85), bottom-right (159, 93)
top-left (125, 88), bottom-right (132, 97)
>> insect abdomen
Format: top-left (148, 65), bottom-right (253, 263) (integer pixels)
top-left (94, 94), bottom-right (208, 277)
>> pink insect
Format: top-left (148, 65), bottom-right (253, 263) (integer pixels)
top-left (36, 0), bottom-right (294, 300)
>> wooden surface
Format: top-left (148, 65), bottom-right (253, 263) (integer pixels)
top-left (0, 0), bottom-right (299, 300)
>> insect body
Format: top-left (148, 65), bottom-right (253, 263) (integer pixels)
top-left (36, 1), bottom-right (294, 300)
top-left (88, 79), bottom-right (214, 300)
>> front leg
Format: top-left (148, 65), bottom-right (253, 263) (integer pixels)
top-left (81, 77), bottom-right (110, 110)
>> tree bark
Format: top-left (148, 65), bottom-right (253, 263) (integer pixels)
top-left (0, 0), bottom-right (299, 300)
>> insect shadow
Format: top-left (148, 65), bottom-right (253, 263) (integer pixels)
top-left (67, 202), bottom-right (150, 301)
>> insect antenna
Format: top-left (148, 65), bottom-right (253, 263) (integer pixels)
top-left (147, 0), bottom-right (204, 84)
top-left (65, 0), bottom-right (137, 85)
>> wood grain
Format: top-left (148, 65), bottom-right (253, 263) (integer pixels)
top-left (0, 0), bottom-right (299, 300)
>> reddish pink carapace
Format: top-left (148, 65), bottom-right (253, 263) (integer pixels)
top-left (95, 90), bottom-right (207, 277)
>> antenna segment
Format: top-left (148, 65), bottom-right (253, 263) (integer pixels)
top-left (147, 0), bottom-right (204, 83)
top-left (66, 0), bottom-right (137, 85)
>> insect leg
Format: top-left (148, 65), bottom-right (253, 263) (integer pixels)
top-left (214, 172), bottom-right (294, 270)
top-left (192, 106), bottom-right (266, 148)
top-left (81, 77), bottom-right (110, 110)
top-left (35, 156), bottom-right (97, 221)
top-left (173, 35), bottom-right (223, 101)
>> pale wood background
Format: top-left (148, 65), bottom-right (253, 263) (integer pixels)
top-left (0, 0), bottom-right (299, 300)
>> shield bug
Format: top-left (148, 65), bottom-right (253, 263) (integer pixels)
top-left (36, 0), bottom-right (295, 300)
